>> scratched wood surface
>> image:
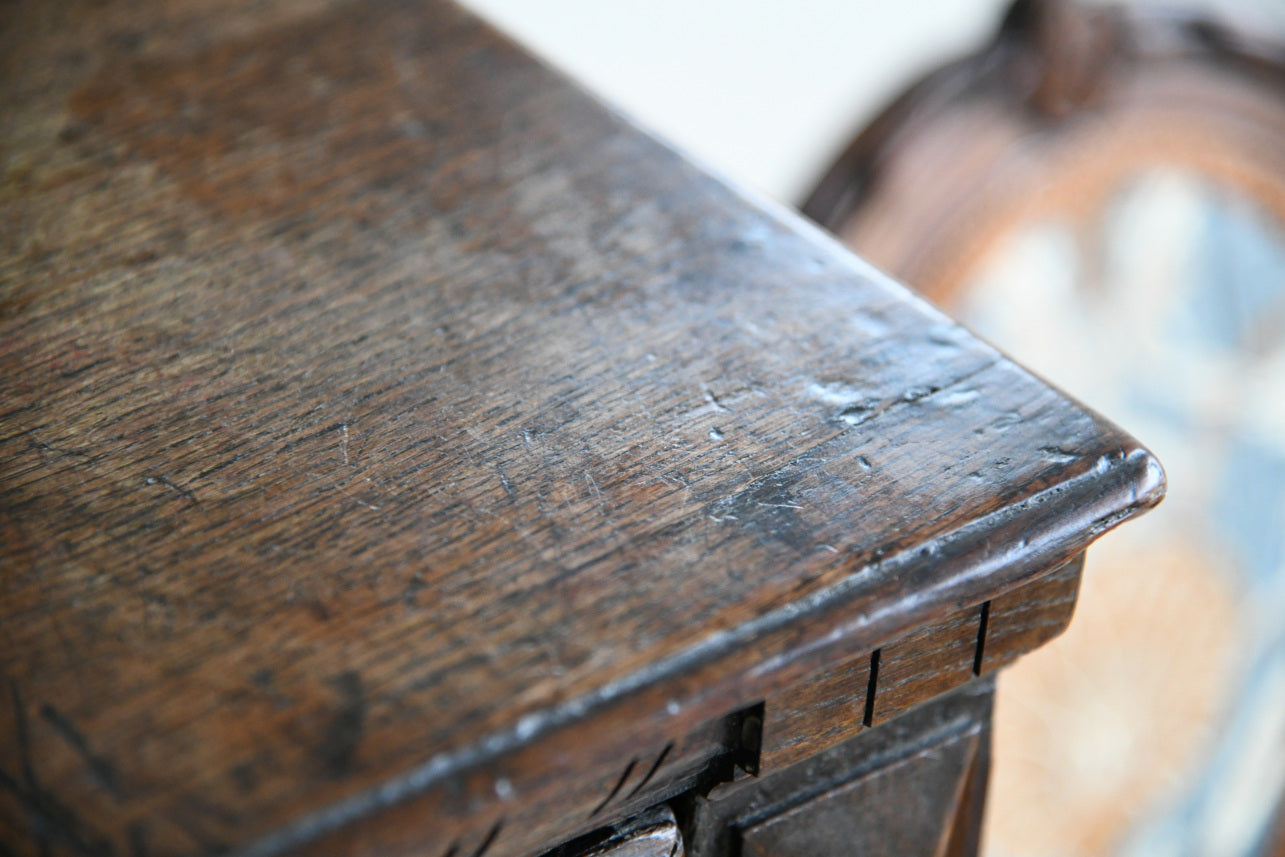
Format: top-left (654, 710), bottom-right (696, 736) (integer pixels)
top-left (0, 2), bottom-right (1163, 856)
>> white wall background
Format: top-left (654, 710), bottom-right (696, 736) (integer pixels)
top-left (458, 0), bottom-right (1008, 204)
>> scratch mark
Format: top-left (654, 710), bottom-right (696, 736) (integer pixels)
top-left (757, 502), bottom-right (802, 510)
top-left (589, 758), bottom-right (636, 817)
top-left (28, 431), bottom-right (91, 487)
top-left (329, 478), bottom-right (380, 512)
top-left (469, 821), bottom-right (503, 857)
top-left (145, 475), bottom-right (197, 504)
top-left (28, 433), bottom-right (89, 459)
top-left (496, 464), bottom-right (516, 500)
top-left (901, 385), bottom-right (940, 402)
top-left (1039, 446), bottom-right (1080, 464)
top-left (584, 471), bottom-right (604, 506)
top-left (625, 742), bottom-right (672, 799)
top-left (340, 424), bottom-right (349, 465)
top-left (703, 389), bottom-right (731, 413)
top-left (838, 400), bottom-right (879, 426)
top-left (40, 704), bottom-right (121, 798)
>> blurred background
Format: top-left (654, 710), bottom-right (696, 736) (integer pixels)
top-left (458, 2), bottom-right (1285, 856)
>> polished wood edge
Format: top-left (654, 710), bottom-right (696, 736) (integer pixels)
top-left (254, 440), bottom-right (1154, 857)
top-left (270, 552), bottom-right (1087, 857)
top-left (761, 552), bottom-right (1081, 770)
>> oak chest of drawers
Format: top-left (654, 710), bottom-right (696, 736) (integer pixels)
top-left (0, 2), bottom-right (1163, 855)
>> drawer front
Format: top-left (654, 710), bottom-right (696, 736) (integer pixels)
top-left (742, 726), bottom-right (983, 857)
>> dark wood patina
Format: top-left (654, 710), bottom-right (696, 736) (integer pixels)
top-left (1, 2), bottom-right (1161, 856)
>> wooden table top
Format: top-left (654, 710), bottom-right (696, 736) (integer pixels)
top-left (0, 2), bottom-right (1163, 856)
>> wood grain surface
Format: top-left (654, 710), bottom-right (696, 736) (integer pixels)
top-left (1, 2), bottom-right (1162, 856)
top-left (757, 552), bottom-right (1081, 772)
top-left (977, 552), bottom-right (1081, 675)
